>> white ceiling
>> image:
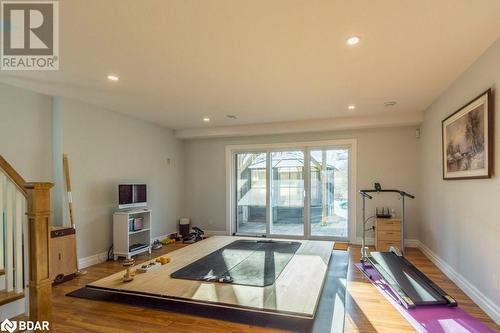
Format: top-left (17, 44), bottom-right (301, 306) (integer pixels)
top-left (1, 0), bottom-right (499, 135)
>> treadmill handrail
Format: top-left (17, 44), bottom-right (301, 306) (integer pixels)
top-left (360, 189), bottom-right (415, 199)
top-left (359, 191), bottom-right (373, 199)
top-left (359, 187), bottom-right (414, 262)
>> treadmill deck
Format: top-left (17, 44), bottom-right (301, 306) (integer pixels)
top-left (367, 251), bottom-right (455, 307)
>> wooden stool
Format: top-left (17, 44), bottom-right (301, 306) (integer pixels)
top-left (122, 258), bottom-right (135, 282)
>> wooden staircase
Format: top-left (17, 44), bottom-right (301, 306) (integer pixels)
top-left (0, 155), bottom-right (53, 331)
top-left (0, 290), bottom-right (24, 306)
top-left (0, 266), bottom-right (24, 306)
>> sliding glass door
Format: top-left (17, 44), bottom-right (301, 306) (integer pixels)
top-left (232, 141), bottom-right (353, 241)
top-left (235, 152), bottom-right (267, 235)
top-left (309, 148), bottom-right (349, 238)
top-left (270, 151), bottom-right (305, 237)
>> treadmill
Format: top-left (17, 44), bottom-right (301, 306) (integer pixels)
top-left (360, 185), bottom-right (457, 309)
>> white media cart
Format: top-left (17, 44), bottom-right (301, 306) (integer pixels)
top-left (113, 208), bottom-right (152, 260)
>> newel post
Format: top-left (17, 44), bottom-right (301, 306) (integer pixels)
top-left (24, 182), bottom-right (53, 328)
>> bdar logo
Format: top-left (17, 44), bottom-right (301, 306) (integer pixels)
top-left (0, 319), bottom-right (49, 332)
top-left (0, 319), bottom-right (17, 333)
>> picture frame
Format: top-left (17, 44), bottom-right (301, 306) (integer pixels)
top-left (442, 89), bottom-right (493, 180)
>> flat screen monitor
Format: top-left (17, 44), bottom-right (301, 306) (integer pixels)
top-left (119, 184), bottom-right (147, 209)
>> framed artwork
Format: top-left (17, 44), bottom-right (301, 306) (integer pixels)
top-left (442, 89), bottom-right (493, 180)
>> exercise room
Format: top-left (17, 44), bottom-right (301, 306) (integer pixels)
top-left (0, 1), bottom-right (499, 332)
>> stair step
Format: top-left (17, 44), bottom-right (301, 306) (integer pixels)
top-left (0, 290), bottom-right (24, 306)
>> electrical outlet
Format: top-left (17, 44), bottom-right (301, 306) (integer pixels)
top-left (208, 219), bottom-right (213, 226)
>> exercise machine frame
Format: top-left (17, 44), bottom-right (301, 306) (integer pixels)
top-left (360, 188), bottom-right (414, 261)
top-left (359, 187), bottom-right (457, 309)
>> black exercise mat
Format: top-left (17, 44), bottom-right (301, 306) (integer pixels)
top-left (170, 239), bottom-right (301, 286)
top-left (67, 250), bottom-right (349, 333)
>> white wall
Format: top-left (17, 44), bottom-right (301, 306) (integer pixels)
top-left (0, 83), bottom-right (52, 181)
top-left (0, 83), bottom-right (185, 261)
top-left (60, 98), bottom-right (185, 258)
top-left (420, 38), bottom-right (500, 321)
top-left (184, 126), bottom-right (420, 241)
top-left (0, 83), bottom-right (51, 320)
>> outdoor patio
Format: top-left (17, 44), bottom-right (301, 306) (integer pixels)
top-left (237, 214), bottom-right (348, 238)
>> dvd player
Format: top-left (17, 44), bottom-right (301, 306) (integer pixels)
top-left (129, 243), bottom-right (148, 252)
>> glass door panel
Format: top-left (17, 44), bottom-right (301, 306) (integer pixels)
top-left (310, 149), bottom-right (349, 238)
top-left (270, 151), bottom-right (305, 236)
top-left (235, 152), bottom-right (267, 235)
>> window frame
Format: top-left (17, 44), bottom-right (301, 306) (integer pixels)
top-left (225, 139), bottom-right (357, 242)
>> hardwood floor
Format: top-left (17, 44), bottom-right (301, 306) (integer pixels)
top-left (50, 243), bottom-right (499, 332)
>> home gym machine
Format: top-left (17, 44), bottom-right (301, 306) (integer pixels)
top-left (360, 183), bottom-right (457, 309)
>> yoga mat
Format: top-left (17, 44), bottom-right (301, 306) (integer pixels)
top-left (170, 239), bottom-right (301, 287)
top-left (355, 263), bottom-right (496, 333)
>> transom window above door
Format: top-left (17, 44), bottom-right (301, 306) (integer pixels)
top-left (226, 140), bottom-right (357, 241)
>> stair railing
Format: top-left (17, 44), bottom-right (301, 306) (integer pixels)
top-left (0, 155), bottom-right (52, 327)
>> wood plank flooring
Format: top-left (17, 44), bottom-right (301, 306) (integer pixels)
top-left (49, 243), bottom-right (499, 332)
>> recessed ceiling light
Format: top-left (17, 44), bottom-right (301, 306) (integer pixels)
top-left (203, 117), bottom-right (210, 122)
top-left (348, 105), bottom-right (356, 110)
top-left (107, 74), bottom-right (119, 81)
top-left (346, 36), bottom-right (361, 46)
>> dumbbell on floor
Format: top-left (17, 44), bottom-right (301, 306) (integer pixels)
top-left (122, 258), bottom-right (135, 282)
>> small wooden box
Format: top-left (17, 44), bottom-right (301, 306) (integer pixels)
top-left (50, 226), bottom-right (77, 284)
top-left (375, 218), bottom-right (401, 251)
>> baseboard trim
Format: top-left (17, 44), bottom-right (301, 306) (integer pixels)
top-left (78, 251), bottom-right (108, 269)
top-left (0, 297), bottom-right (26, 321)
top-left (417, 241), bottom-right (500, 325)
top-left (353, 237), bottom-right (419, 248)
top-left (78, 232), bottom-right (179, 269)
top-left (204, 230), bottom-right (229, 236)
top-left (151, 232), bottom-right (177, 242)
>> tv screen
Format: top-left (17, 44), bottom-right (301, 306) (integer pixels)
top-left (119, 184), bottom-right (147, 208)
